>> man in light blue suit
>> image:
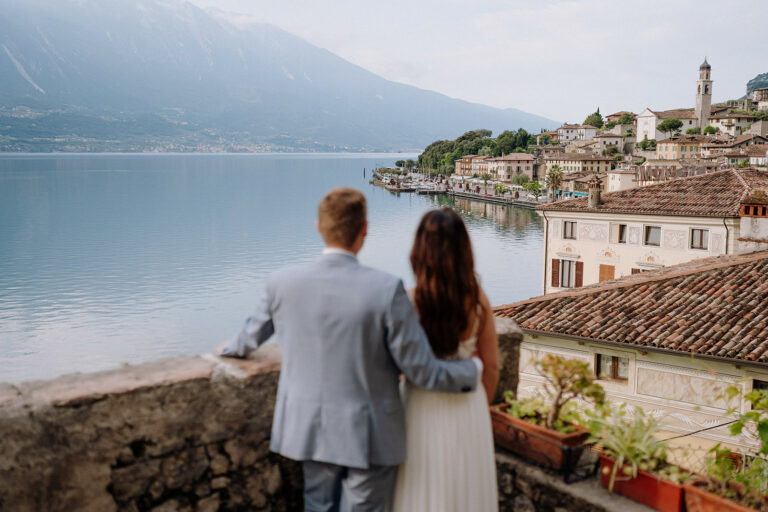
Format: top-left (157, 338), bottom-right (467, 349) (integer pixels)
top-left (220, 187), bottom-right (480, 512)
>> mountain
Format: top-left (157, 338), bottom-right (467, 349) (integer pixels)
top-left (0, 0), bottom-right (558, 152)
top-left (747, 73), bottom-right (768, 97)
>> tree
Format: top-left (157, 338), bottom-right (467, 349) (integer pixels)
top-left (603, 146), bottom-right (619, 156)
top-left (635, 139), bottom-right (656, 151)
top-left (480, 172), bottom-right (493, 194)
top-left (524, 181), bottom-right (544, 200)
top-left (617, 112), bottom-right (635, 125)
top-left (584, 111), bottom-right (604, 129)
top-left (404, 159), bottom-right (416, 171)
top-left (703, 125), bottom-right (717, 135)
top-left (686, 127), bottom-right (701, 135)
top-left (613, 154), bottom-right (623, 163)
top-left (605, 121), bottom-right (617, 129)
top-left (544, 165), bottom-right (563, 201)
top-left (657, 118), bottom-right (683, 138)
top-left (511, 172), bottom-right (530, 186)
top-left (394, 160), bottom-right (405, 168)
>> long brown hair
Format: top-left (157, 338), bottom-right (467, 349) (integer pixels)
top-left (410, 207), bottom-right (480, 358)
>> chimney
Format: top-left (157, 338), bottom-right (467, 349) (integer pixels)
top-left (588, 174), bottom-right (603, 208)
top-left (740, 189), bottom-right (768, 243)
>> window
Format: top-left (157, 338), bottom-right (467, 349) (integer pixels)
top-left (559, 259), bottom-right (576, 288)
top-left (690, 228), bottom-right (709, 250)
top-left (754, 380), bottom-right (768, 392)
top-left (596, 354), bottom-right (629, 381)
top-left (644, 225), bottom-right (661, 246)
top-left (563, 221), bottom-right (577, 239)
top-left (610, 223), bottom-right (628, 244)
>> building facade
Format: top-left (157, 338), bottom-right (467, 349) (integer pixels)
top-left (487, 154), bottom-right (536, 181)
top-left (537, 168), bottom-right (768, 294)
top-left (708, 112), bottom-right (757, 137)
top-left (543, 153), bottom-right (612, 175)
top-left (655, 134), bottom-right (710, 160)
top-left (498, 250), bottom-right (768, 456)
top-left (557, 124), bottom-right (597, 142)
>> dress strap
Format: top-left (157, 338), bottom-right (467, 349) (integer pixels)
top-left (471, 303), bottom-right (483, 338)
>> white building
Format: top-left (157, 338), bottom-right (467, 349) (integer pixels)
top-left (498, 249), bottom-right (768, 456)
top-left (636, 108), bottom-right (699, 141)
top-left (557, 124), bottom-right (597, 142)
top-left (606, 168), bottom-right (638, 192)
top-left (536, 168), bottom-right (768, 294)
top-left (708, 112), bottom-right (757, 137)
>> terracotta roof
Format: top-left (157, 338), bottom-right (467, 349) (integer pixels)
top-left (711, 112), bottom-right (757, 120)
top-left (723, 145), bottom-right (768, 158)
top-left (492, 153), bottom-right (535, 161)
top-left (657, 134), bottom-right (712, 144)
top-left (703, 134), bottom-right (768, 149)
top-left (496, 251), bottom-right (768, 365)
top-left (652, 108), bottom-right (698, 120)
top-left (544, 153), bottom-right (612, 162)
top-left (538, 167), bottom-right (768, 217)
top-left (559, 124), bottom-right (597, 130)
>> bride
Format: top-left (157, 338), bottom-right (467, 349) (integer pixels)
top-left (393, 207), bottom-right (499, 512)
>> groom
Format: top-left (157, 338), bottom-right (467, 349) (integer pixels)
top-left (219, 187), bottom-right (480, 512)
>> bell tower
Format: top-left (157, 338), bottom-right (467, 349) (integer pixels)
top-left (696, 58), bottom-right (712, 130)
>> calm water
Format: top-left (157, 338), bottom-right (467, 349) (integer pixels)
top-left (0, 154), bottom-right (543, 383)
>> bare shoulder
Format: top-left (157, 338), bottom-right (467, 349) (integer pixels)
top-left (406, 287), bottom-right (416, 302)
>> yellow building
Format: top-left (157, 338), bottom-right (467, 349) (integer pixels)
top-left (544, 153), bottom-right (612, 175)
top-left (655, 134), bottom-right (710, 160)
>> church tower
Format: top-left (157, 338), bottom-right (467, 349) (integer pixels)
top-left (696, 58), bottom-right (712, 129)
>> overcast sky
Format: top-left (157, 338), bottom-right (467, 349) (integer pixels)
top-left (190, 0), bottom-right (767, 123)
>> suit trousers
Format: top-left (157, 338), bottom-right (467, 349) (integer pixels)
top-left (302, 460), bottom-right (398, 512)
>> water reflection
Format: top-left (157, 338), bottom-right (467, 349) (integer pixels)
top-left (0, 154), bottom-right (544, 382)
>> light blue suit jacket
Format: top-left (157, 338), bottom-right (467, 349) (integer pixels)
top-left (221, 252), bottom-right (478, 469)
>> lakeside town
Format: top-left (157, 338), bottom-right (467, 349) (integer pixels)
top-left (372, 59), bottom-right (768, 490)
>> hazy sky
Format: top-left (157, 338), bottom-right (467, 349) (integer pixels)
top-left (190, 0), bottom-right (767, 122)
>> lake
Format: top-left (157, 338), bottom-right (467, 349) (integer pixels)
top-left (0, 153), bottom-right (544, 383)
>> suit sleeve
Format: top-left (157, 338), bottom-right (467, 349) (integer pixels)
top-left (220, 283), bottom-right (275, 358)
top-left (385, 280), bottom-right (478, 392)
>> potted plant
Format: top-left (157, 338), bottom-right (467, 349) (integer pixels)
top-left (685, 387), bottom-right (768, 511)
top-left (590, 405), bottom-right (689, 512)
top-left (491, 354), bottom-right (605, 473)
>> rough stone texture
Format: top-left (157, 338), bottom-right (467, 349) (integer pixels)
top-left (495, 451), bottom-right (653, 512)
top-left (0, 320), bottom-right (532, 511)
top-left (0, 345), bottom-right (302, 512)
top-left (493, 316), bottom-right (523, 404)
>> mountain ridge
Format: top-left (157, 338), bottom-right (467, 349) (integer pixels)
top-left (0, 0), bottom-right (558, 152)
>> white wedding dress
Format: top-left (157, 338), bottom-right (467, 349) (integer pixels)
top-left (392, 320), bottom-right (498, 512)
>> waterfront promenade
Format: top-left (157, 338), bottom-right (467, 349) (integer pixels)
top-left (371, 169), bottom-right (545, 210)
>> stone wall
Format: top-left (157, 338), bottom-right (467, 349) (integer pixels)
top-left (0, 319), bottom-right (522, 511)
top-left (0, 346), bottom-right (301, 512)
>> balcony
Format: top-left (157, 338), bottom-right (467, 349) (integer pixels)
top-left (0, 319), bottom-right (649, 511)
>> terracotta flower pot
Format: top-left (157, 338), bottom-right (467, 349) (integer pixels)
top-left (684, 480), bottom-right (762, 512)
top-left (490, 404), bottom-right (589, 473)
top-left (598, 454), bottom-right (684, 512)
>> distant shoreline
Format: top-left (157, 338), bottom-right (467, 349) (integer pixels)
top-left (0, 151), bottom-right (420, 157)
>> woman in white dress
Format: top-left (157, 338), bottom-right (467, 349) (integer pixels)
top-left (393, 207), bottom-right (499, 512)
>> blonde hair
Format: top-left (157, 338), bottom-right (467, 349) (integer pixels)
top-left (318, 187), bottom-right (367, 248)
